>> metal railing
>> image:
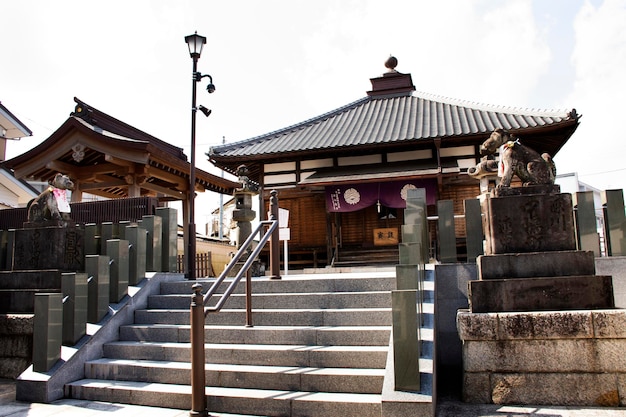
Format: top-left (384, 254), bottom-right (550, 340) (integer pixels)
top-left (189, 207), bottom-right (279, 416)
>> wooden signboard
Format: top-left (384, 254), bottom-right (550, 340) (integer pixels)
top-left (373, 227), bottom-right (399, 246)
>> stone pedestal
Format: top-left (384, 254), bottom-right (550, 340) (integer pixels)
top-left (469, 191), bottom-right (614, 313)
top-left (461, 188), bottom-right (619, 406)
top-left (481, 192), bottom-right (576, 254)
top-left (13, 225), bottom-right (84, 272)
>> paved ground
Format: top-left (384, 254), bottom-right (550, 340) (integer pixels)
top-left (1, 381), bottom-right (625, 417)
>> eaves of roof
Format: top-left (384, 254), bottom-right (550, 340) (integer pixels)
top-left (2, 104), bottom-right (239, 195)
top-left (0, 101), bottom-right (32, 139)
top-left (209, 92), bottom-right (580, 162)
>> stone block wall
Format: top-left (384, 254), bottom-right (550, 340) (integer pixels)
top-left (457, 309), bottom-right (626, 407)
top-left (0, 314), bottom-right (33, 379)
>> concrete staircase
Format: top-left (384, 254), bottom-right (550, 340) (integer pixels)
top-left (65, 269), bottom-right (434, 416)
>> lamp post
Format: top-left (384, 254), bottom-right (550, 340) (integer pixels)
top-left (185, 31), bottom-right (215, 281)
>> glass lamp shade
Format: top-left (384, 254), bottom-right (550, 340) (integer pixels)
top-left (185, 32), bottom-right (206, 58)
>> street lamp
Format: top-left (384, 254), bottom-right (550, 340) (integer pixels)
top-left (186, 31), bottom-right (215, 417)
top-left (184, 31), bottom-right (215, 282)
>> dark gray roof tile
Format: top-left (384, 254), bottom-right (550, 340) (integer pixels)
top-left (210, 92), bottom-right (577, 159)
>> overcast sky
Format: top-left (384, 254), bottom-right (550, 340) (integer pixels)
top-left (2, 0), bottom-right (626, 221)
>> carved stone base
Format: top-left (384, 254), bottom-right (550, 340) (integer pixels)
top-left (481, 192), bottom-right (576, 254)
top-left (493, 184), bottom-right (560, 197)
top-left (468, 275), bottom-right (615, 313)
top-left (13, 226), bottom-right (84, 271)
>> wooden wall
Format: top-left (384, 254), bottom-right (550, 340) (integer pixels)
top-left (264, 189), bottom-right (327, 248)
top-left (438, 183), bottom-right (481, 238)
top-left (339, 205), bottom-right (404, 247)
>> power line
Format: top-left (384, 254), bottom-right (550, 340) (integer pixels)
top-left (578, 167), bottom-right (626, 177)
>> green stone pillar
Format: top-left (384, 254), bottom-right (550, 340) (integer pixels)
top-left (84, 223), bottom-right (99, 256)
top-left (116, 221), bottom-right (131, 240)
top-left (86, 255), bottom-right (110, 323)
top-left (157, 207), bottom-right (178, 272)
top-left (602, 189), bottom-right (626, 256)
top-left (438, 199), bottom-right (457, 263)
top-left (33, 293), bottom-right (62, 372)
top-left (574, 191), bottom-right (600, 256)
top-left (125, 225), bottom-right (147, 285)
top-left (62, 272), bottom-right (88, 346)
top-left (464, 198), bottom-right (483, 262)
top-left (0, 230), bottom-right (8, 270)
top-left (107, 239), bottom-right (129, 303)
top-left (391, 289), bottom-right (420, 392)
top-left (399, 242), bottom-right (422, 266)
top-left (405, 188), bottom-right (429, 262)
top-left (5, 229), bottom-right (15, 271)
top-left (142, 215), bottom-right (163, 272)
top-left (100, 222), bottom-right (114, 256)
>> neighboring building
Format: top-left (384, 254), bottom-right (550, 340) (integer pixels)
top-left (208, 57), bottom-right (581, 267)
top-left (0, 101), bottom-right (32, 161)
top-left (556, 172), bottom-right (606, 255)
top-left (0, 101), bottom-right (38, 207)
top-left (210, 197), bottom-right (237, 244)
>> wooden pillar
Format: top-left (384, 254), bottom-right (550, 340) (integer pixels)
top-left (70, 179), bottom-right (82, 203)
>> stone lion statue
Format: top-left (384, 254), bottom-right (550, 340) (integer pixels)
top-left (27, 173), bottom-right (75, 223)
top-left (470, 128), bottom-right (556, 190)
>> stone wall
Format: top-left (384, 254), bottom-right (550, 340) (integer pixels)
top-left (457, 309), bottom-right (626, 406)
top-left (0, 314), bottom-right (33, 379)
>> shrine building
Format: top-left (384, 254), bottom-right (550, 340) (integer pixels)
top-left (208, 57), bottom-right (580, 267)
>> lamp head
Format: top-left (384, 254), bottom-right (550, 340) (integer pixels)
top-left (199, 105), bottom-right (212, 117)
top-left (185, 31), bottom-right (206, 59)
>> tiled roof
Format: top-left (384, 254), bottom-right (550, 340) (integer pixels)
top-left (209, 92), bottom-right (579, 159)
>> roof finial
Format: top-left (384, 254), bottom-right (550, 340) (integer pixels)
top-left (384, 56), bottom-right (398, 73)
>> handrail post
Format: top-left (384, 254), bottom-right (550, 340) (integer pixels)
top-left (269, 189), bottom-right (281, 279)
top-left (245, 268), bottom-right (253, 327)
top-left (190, 283), bottom-right (207, 417)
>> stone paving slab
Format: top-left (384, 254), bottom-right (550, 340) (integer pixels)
top-left (4, 377), bottom-right (626, 417)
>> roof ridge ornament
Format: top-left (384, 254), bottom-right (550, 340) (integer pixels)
top-left (384, 56), bottom-right (398, 75)
top-left (367, 56), bottom-right (416, 97)
top-left (71, 98), bottom-right (96, 125)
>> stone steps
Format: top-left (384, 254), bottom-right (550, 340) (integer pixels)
top-left (85, 358), bottom-right (385, 393)
top-left (66, 379), bottom-right (383, 417)
top-left (101, 341), bottom-right (389, 368)
top-left (148, 290), bottom-right (392, 309)
top-left (119, 324), bottom-right (391, 345)
top-left (65, 270), bottom-right (434, 416)
top-left (134, 307), bottom-right (392, 326)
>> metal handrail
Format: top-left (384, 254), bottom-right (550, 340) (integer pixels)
top-left (190, 213), bottom-right (279, 417)
top-left (202, 219), bottom-right (278, 313)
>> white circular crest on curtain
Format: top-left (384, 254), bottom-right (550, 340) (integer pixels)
top-left (400, 183), bottom-right (417, 200)
top-left (344, 188), bottom-right (361, 205)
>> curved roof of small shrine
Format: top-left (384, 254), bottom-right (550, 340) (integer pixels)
top-left (3, 97), bottom-right (238, 200)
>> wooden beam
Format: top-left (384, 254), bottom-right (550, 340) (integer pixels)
top-left (105, 154), bottom-right (136, 168)
top-left (79, 179), bottom-right (127, 190)
top-left (79, 188), bottom-right (124, 199)
top-left (145, 166), bottom-right (187, 190)
top-left (141, 182), bottom-right (185, 200)
top-left (45, 160), bottom-right (77, 176)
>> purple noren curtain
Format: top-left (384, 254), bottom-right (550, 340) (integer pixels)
top-left (325, 179), bottom-right (437, 212)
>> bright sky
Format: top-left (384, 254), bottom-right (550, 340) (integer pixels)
top-left (2, 0), bottom-right (626, 223)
